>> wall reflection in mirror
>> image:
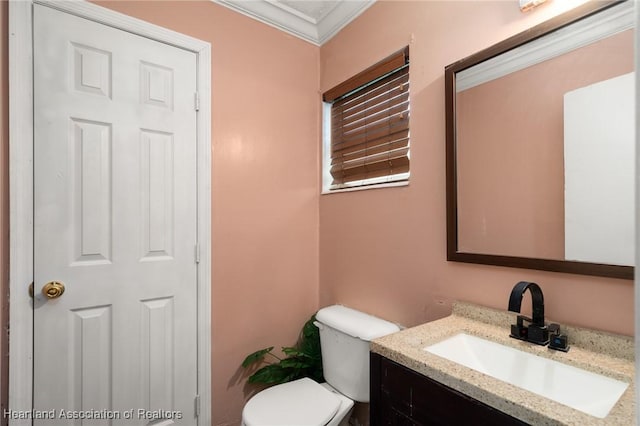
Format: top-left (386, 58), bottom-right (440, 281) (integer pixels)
top-left (446, 1), bottom-right (634, 278)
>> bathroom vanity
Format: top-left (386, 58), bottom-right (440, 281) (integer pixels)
top-left (370, 352), bottom-right (525, 425)
top-left (369, 302), bottom-right (635, 425)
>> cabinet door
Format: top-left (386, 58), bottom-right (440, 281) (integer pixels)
top-left (371, 353), bottom-right (528, 426)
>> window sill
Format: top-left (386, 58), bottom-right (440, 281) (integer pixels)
top-left (321, 180), bottom-right (409, 195)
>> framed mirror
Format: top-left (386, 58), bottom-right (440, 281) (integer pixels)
top-left (445, 0), bottom-right (634, 279)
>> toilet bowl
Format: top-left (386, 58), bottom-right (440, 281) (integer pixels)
top-left (242, 378), bottom-right (354, 426)
top-left (241, 305), bottom-right (400, 426)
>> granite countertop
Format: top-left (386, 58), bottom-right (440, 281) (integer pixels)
top-left (370, 302), bottom-right (635, 425)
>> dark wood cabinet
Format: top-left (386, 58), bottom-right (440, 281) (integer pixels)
top-left (370, 352), bottom-right (528, 426)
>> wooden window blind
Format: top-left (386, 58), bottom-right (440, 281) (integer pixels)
top-left (324, 47), bottom-right (410, 190)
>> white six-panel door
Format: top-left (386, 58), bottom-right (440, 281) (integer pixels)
top-left (33, 4), bottom-right (198, 424)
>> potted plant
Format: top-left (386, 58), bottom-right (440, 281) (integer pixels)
top-left (241, 314), bottom-right (324, 384)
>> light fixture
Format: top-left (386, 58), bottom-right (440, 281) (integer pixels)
top-left (519, 0), bottom-right (548, 12)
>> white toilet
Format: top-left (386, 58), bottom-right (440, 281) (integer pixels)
top-left (242, 305), bottom-right (400, 426)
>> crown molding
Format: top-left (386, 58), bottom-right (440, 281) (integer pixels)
top-left (456, 1), bottom-right (634, 92)
top-left (213, 0), bottom-right (375, 46)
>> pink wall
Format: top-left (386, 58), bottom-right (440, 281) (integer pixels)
top-left (1, 1), bottom-right (320, 425)
top-left (319, 1), bottom-right (633, 335)
top-left (457, 30), bottom-right (633, 259)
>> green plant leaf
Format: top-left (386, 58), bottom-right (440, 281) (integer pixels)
top-left (279, 357), bottom-right (312, 370)
top-left (241, 313), bottom-right (325, 385)
top-left (248, 364), bottom-right (295, 384)
top-left (241, 346), bottom-right (274, 368)
top-left (302, 316), bottom-right (318, 338)
top-left (299, 337), bottom-right (321, 357)
top-left (281, 346), bottom-right (312, 358)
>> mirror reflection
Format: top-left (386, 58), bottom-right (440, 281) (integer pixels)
top-left (448, 1), bottom-right (635, 277)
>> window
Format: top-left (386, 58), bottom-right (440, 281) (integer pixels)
top-left (323, 47), bottom-right (410, 192)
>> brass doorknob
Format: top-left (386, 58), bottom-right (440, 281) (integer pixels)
top-left (42, 281), bottom-right (65, 299)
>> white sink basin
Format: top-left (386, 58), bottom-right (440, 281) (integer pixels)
top-left (424, 333), bottom-right (628, 418)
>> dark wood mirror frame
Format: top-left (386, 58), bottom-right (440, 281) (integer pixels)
top-left (445, 0), bottom-right (633, 280)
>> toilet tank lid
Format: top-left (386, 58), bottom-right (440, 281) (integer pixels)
top-left (316, 305), bottom-right (400, 341)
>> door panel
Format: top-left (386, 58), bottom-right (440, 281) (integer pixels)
top-left (34, 4), bottom-right (198, 424)
top-left (71, 117), bottom-right (113, 265)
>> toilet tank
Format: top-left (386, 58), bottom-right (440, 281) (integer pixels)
top-left (315, 305), bottom-right (400, 403)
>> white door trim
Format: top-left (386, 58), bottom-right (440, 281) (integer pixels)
top-left (8, 1), bottom-right (212, 424)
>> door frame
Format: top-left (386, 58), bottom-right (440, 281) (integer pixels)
top-left (8, 1), bottom-right (212, 424)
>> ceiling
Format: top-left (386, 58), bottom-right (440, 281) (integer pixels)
top-left (213, 0), bottom-right (376, 45)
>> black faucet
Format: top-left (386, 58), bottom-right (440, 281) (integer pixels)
top-left (508, 281), bottom-right (549, 345)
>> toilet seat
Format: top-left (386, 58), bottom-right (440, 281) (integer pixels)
top-left (243, 378), bottom-right (340, 426)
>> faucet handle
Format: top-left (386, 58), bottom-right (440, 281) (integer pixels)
top-left (516, 315), bottom-right (531, 327)
top-left (510, 315), bottom-right (530, 341)
top-left (548, 323), bottom-right (560, 335)
top-left (548, 323), bottom-right (570, 352)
